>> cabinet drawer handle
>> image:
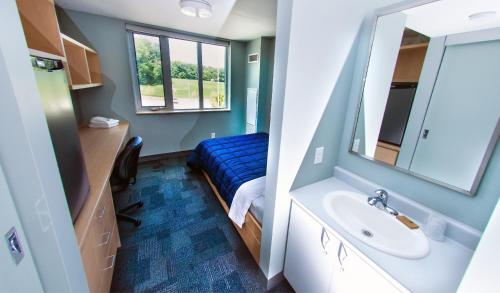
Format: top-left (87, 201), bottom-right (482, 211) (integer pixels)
top-left (97, 231), bottom-right (111, 247)
top-left (320, 227), bottom-right (330, 254)
top-left (337, 242), bottom-right (348, 271)
top-left (96, 206), bottom-right (106, 219)
top-left (103, 255), bottom-right (116, 271)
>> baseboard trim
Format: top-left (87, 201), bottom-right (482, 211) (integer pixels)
top-left (266, 272), bottom-right (284, 291)
top-left (139, 150), bottom-right (192, 163)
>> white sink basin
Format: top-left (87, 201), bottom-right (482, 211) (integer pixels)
top-left (323, 191), bottom-right (429, 259)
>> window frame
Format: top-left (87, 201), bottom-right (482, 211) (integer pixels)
top-left (126, 25), bottom-right (230, 114)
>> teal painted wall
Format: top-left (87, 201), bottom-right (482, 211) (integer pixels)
top-left (258, 37), bottom-right (275, 133)
top-left (292, 16), bottom-right (499, 231)
top-left (244, 37), bottom-right (275, 133)
top-left (57, 9), bottom-right (247, 156)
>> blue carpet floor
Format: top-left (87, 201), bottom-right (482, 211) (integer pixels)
top-left (110, 157), bottom-right (293, 293)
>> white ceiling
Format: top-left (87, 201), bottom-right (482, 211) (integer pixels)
top-left (55, 0), bottom-right (276, 41)
top-left (403, 0), bottom-right (500, 37)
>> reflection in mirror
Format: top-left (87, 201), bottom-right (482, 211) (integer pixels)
top-left (351, 0), bottom-right (500, 195)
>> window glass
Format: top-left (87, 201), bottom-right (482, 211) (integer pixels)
top-left (133, 33), bottom-right (165, 107)
top-left (202, 44), bottom-right (226, 109)
top-left (169, 38), bottom-right (199, 109)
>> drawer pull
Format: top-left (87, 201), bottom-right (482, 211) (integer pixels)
top-left (96, 206), bottom-right (106, 219)
top-left (103, 255), bottom-right (116, 271)
top-left (97, 231), bottom-right (111, 247)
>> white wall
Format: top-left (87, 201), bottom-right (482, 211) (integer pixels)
top-left (362, 12), bottom-right (406, 157)
top-left (458, 199), bottom-right (500, 292)
top-left (261, 0), bottom-right (398, 280)
top-left (0, 0), bottom-right (87, 291)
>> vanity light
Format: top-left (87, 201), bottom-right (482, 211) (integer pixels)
top-left (468, 11), bottom-right (497, 22)
top-left (179, 0), bottom-right (212, 18)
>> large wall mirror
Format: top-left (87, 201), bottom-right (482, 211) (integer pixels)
top-left (350, 0), bottom-right (500, 195)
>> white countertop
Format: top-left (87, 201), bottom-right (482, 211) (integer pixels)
top-left (290, 176), bottom-right (475, 293)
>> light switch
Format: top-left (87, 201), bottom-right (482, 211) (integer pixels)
top-left (314, 147), bottom-right (324, 164)
top-left (211, 132), bottom-right (216, 139)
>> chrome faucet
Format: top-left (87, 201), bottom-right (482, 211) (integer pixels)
top-left (368, 189), bottom-right (399, 216)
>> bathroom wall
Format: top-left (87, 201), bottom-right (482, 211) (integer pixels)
top-left (57, 9), bottom-right (247, 156)
top-left (291, 4), bottom-right (499, 231)
top-left (261, 0), bottom-right (398, 280)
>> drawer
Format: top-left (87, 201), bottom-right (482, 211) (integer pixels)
top-left (80, 220), bottom-right (109, 292)
top-left (102, 184), bottom-right (117, 238)
top-left (101, 223), bottom-right (120, 292)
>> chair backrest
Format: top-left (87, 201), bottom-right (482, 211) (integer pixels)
top-left (113, 136), bottom-right (143, 182)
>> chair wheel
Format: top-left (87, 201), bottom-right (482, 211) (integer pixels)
top-left (138, 202), bottom-right (144, 208)
top-left (134, 220), bottom-right (142, 227)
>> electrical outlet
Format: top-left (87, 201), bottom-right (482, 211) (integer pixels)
top-left (211, 132), bottom-right (216, 139)
top-left (352, 139), bottom-right (360, 152)
top-left (314, 147), bottom-right (324, 164)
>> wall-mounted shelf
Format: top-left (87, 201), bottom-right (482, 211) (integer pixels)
top-left (61, 34), bottom-right (103, 90)
top-left (16, 0), bottom-right (103, 91)
top-left (16, 0), bottom-right (65, 59)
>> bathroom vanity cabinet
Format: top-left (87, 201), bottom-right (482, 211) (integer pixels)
top-left (284, 202), bottom-right (406, 293)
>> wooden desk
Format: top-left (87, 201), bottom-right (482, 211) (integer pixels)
top-left (75, 121), bottom-right (129, 292)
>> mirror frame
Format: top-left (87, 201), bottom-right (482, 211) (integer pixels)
top-left (348, 0), bottom-right (500, 196)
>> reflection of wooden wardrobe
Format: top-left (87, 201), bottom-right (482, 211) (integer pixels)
top-left (376, 42), bottom-right (428, 166)
top-left (374, 141), bottom-right (400, 165)
top-left (392, 43), bottom-right (428, 83)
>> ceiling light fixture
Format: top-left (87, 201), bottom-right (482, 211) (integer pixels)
top-left (468, 11), bottom-right (497, 22)
top-left (179, 0), bottom-right (212, 18)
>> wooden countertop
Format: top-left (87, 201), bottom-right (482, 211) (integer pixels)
top-left (74, 121), bottom-right (129, 246)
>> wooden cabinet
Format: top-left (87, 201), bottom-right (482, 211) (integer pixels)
top-left (16, 0), bottom-right (103, 90)
top-left (62, 34), bottom-right (103, 90)
top-left (76, 123), bottom-right (129, 293)
top-left (375, 141), bottom-right (400, 166)
top-left (16, 0), bottom-right (65, 59)
top-left (285, 202), bottom-right (406, 293)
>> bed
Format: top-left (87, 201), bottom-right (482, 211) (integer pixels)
top-left (187, 133), bottom-right (268, 263)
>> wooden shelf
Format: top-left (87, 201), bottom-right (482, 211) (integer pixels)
top-left (63, 39), bottom-right (91, 85)
top-left (392, 43), bottom-right (428, 83)
top-left (71, 83), bottom-right (103, 90)
top-left (85, 51), bottom-right (102, 84)
top-left (16, 0), bottom-right (65, 58)
top-left (61, 34), bottom-right (103, 90)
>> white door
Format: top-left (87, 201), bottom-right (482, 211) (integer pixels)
top-left (246, 88), bottom-right (258, 134)
top-left (284, 203), bottom-right (340, 293)
top-left (0, 164), bottom-right (43, 292)
top-left (410, 40), bottom-right (500, 191)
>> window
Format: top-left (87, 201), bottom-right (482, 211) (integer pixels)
top-left (129, 26), bottom-right (229, 113)
top-left (133, 34), bottom-right (165, 107)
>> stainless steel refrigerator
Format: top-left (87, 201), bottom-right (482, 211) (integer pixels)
top-left (31, 56), bottom-right (90, 222)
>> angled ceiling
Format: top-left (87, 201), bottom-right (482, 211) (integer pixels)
top-left (55, 0), bottom-right (277, 41)
top-left (403, 0), bottom-right (500, 37)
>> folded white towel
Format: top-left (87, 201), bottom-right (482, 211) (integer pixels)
top-left (89, 121), bottom-right (119, 128)
top-left (90, 116), bottom-right (119, 125)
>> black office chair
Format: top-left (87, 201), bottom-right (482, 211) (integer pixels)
top-left (111, 136), bottom-right (144, 226)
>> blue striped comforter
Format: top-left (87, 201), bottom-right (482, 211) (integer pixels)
top-left (187, 133), bottom-right (268, 205)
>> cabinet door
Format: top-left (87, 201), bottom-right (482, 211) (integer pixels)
top-left (333, 243), bottom-right (403, 293)
top-left (284, 204), bottom-right (340, 293)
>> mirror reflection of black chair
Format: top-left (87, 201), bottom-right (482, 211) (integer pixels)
top-left (111, 136), bottom-right (144, 226)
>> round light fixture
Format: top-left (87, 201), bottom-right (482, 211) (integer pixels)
top-left (468, 11), bottom-right (497, 22)
top-left (180, 0), bottom-right (212, 18)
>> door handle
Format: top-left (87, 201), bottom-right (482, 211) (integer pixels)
top-left (337, 242), bottom-right (348, 271)
top-left (320, 227), bottom-right (330, 254)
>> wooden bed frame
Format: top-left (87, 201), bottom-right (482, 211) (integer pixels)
top-left (201, 170), bottom-right (262, 264)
